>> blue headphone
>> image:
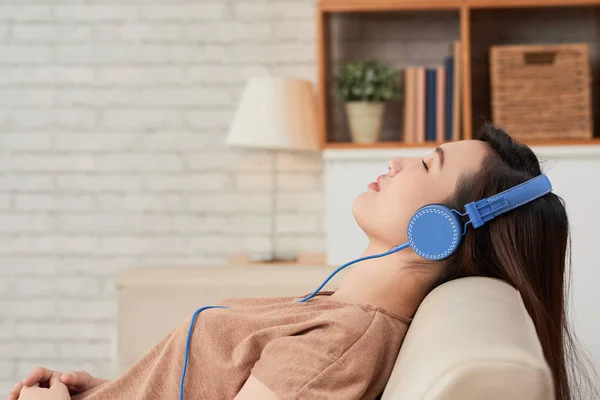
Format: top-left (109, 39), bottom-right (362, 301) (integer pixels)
top-left (406, 173), bottom-right (552, 261)
top-left (178, 173), bottom-right (553, 400)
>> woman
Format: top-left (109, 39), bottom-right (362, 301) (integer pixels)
top-left (7, 124), bottom-right (592, 400)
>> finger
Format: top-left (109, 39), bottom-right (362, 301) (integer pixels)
top-left (49, 373), bottom-right (62, 388)
top-left (22, 366), bottom-right (54, 387)
top-left (7, 381), bottom-right (23, 400)
top-left (59, 372), bottom-right (74, 385)
top-left (49, 373), bottom-right (70, 396)
top-left (61, 370), bottom-right (90, 387)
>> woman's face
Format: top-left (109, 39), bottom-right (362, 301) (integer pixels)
top-left (352, 140), bottom-right (490, 247)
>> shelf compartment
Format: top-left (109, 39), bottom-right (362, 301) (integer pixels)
top-left (469, 6), bottom-right (600, 139)
top-left (319, 10), bottom-right (461, 145)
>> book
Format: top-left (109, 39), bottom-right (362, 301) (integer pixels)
top-left (415, 67), bottom-right (426, 143)
top-left (444, 56), bottom-right (454, 141)
top-left (403, 67), bottom-right (415, 144)
top-left (436, 65), bottom-right (445, 143)
top-left (452, 41), bottom-right (461, 141)
top-left (425, 68), bottom-right (437, 142)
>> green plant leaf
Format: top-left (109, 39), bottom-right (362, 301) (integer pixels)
top-left (333, 59), bottom-right (401, 102)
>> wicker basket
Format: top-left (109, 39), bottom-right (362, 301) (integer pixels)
top-left (490, 43), bottom-right (593, 140)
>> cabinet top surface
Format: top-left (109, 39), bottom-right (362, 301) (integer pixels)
top-left (318, 0), bottom-right (600, 12)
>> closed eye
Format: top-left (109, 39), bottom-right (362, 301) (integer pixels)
top-left (421, 159), bottom-right (429, 171)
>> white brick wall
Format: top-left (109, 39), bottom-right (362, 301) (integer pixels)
top-left (0, 0), bottom-right (321, 392)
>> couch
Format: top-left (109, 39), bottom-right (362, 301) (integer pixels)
top-left (116, 265), bottom-right (553, 399)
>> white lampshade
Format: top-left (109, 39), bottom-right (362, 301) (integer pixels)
top-left (226, 77), bottom-right (320, 151)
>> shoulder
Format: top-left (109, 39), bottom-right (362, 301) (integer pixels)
top-left (250, 302), bottom-right (409, 399)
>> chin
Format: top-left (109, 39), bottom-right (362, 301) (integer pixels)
top-left (352, 194), bottom-right (408, 247)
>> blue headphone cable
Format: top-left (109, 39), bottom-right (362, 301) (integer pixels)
top-left (178, 243), bottom-right (409, 400)
top-left (297, 243), bottom-right (409, 303)
top-left (179, 305), bottom-right (228, 399)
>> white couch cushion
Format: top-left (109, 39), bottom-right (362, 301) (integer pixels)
top-left (382, 276), bottom-right (554, 400)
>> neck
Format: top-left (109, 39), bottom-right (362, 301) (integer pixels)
top-left (330, 240), bottom-right (430, 319)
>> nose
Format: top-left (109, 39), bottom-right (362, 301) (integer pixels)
top-left (387, 157), bottom-right (420, 177)
top-left (388, 157), bottom-right (403, 176)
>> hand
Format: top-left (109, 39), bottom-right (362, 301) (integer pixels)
top-left (15, 372), bottom-right (69, 400)
top-left (7, 367), bottom-right (108, 400)
top-left (57, 370), bottom-right (108, 395)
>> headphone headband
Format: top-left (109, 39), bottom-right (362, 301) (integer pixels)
top-left (464, 174), bottom-right (552, 229)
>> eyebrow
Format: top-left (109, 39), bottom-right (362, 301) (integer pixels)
top-left (435, 147), bottom-right (445, 169)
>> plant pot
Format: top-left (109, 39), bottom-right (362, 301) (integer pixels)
top-left (344, 102), bottom-right (385, 143)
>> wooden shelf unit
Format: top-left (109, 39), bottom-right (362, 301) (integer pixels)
top-left (316, 0), bottom-right (600, 149)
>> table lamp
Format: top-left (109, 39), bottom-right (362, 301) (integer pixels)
top-left (226, 76), bottom-right (320, 263)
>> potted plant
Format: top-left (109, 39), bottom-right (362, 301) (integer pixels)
top-left (334, 60), bottom-right (400, 143)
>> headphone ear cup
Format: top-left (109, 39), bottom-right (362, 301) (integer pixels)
top-left (407, 205), bottom-right (463, 260)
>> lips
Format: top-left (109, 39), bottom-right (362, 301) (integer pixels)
top-left (368, 175), bottom-right (381, 192)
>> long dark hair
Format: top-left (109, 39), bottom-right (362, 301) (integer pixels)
top-left (430, 123), bottom-right (596, 400)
